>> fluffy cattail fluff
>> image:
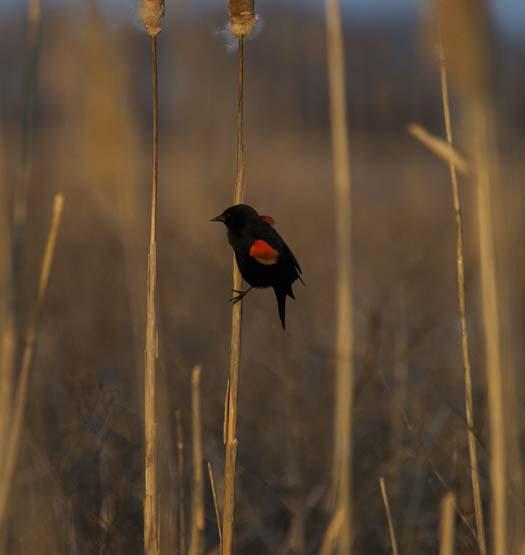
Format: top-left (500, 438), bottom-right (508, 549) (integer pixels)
top-left (228, 0), bottom-right (257, 38)
top-left (139, 0), bottom-right (165, 36)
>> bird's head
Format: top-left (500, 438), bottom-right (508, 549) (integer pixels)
top-left (211, 204), bottom-right (259, 234)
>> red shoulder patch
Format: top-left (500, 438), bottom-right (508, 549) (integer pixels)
top-left (260, 215), bottom-right (275, 226)
top-left (249, 240), bottom-right (279, 265)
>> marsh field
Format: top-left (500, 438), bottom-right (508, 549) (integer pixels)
top-left (1, 1), bottom-right (525, 554)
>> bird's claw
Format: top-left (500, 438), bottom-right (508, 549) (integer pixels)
top-left (228, 292), bottom-right (246, 304)
top-left (227, 287), bottom-right (253, 304)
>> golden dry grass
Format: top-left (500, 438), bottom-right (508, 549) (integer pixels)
top-left (0, 2), bottom-right (524, 554)
top-left (324, 0), bottom-right (354, 552)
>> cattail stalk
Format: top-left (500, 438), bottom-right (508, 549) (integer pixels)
top-left (189, 367), bottom-right (204, 555)
top-left (0, 194), bottom-right (64, 529)
top-left (221, 38), bottom-right (244, 555)
top-left (139, 1), bottom-right (164, 553)
top-left (437, 36), bottom-right (487, 555)
top-left (144, 35), bottom-right (160, 555)
top-left (221, 0), bottom-right (256, 547)
top-left (144, 37), bottom-right (159, 555)
top-left (436, 1), bottom-right (505, 551)
top-left (324, 0), bottom-right (354, 552)
top-left (439, 492), bottom-right (456, 555)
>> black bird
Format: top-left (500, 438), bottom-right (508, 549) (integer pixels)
top-left (211, 204), bottom-right (303, 329)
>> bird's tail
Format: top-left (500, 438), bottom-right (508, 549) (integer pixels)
top-left (274, 284), bottom-right (294, 330)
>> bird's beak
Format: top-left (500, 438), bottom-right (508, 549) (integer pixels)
top-left (210, 214), bottom-right (225, 223)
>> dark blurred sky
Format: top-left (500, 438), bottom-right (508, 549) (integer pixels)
top-left (1, 0), bottom-right (524, 36)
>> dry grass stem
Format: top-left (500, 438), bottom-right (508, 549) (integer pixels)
top-left (0, 194), bottom-right (64, 529)
top-left (408, 124), bottom-right (469, 175)
top-left (189, 366), bottom-right (204, 555)
top-left (208, 462), bottom-right (222, 547)
top-left (144, 34), bottom-right (160, 555)
top-left (435, 2), bottom-right (505, 550)
top-left (439, 492), bottom-right (456, 555)
top-left (221, 35), bottom-right (246, 555)
top-left (0, 1), bottom-right (519, 552)
top-left (176, 410), bottom-right (187, 555)
top-left (233, 38), bottom-right (245, 202)
top-left (378, 478), bottom-right (399, 555)
top-left (324, 0), bottom-right (354, 551)
top-left (437, 36), bottom-right (487, 555)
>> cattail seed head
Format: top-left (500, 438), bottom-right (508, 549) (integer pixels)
top-left (139, 0), bottom-right (165, 36)
top-left (228, 0), bottom-right (257, 38)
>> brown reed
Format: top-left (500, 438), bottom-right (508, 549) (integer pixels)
top-left (439, 492), bottom-right (456, 555)
top-left (412, 18), bottom-right (488, 550)
top-left (139, 1), bottom-right (164, 552)
top-left (437, 34), bottom-right (487, 555)
top-left (0, 194), bottom-right (64, 530)
top-left (189, 366), bottom-right (204, 555)
top-left (221, 4), bottom-right (249, 553)
top-left (324, 0), bottom-right (354, 552)
top-left (435, 1), bottom-right (506, 552)
top-left (144, 37), bottom-right (160, 554)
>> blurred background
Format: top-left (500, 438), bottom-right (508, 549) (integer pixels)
top-left (1, 0), bottom-right (525, 553)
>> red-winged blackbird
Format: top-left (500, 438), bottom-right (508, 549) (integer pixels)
top-left (211, 204), bottom-right (303, 329)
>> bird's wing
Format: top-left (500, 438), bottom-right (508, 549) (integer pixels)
top-left (249, 239), bottom-right (279, 265)
top-left (258, 225), bottom-right (302, 276)
top-left (283, 242), bottom-right (302, 275)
